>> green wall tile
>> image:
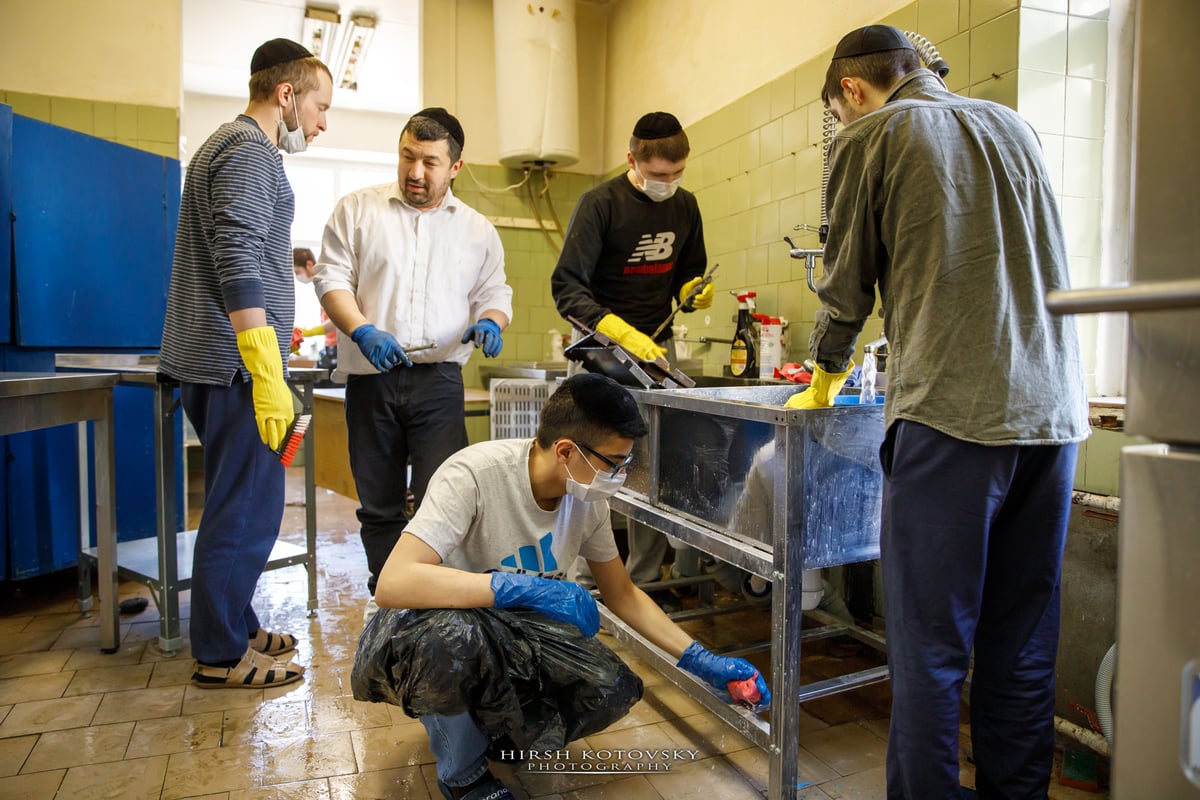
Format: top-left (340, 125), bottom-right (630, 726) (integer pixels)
top-left (49, 97), bottom-right (94, 135)
top-left (971, 0), bottom-right (1019, 26)
top-left (115, 104), bottom-right (139, 139)
top-left (6, 91), bottom-right (50, 121)
top-left (137, 104), bottom-right (177, 142)
top-left (781, 107), bottom-right (807, 156)
top-left (881, 2), bottom-right (921, 31)
top-left (747, 85), bottom-right (772, 130)
top-left (970, 9), bottom-right (1020, 85)
top-left (759, 118), bottom-right (783, 165)
top-left (769, 71), bottom-right (795, 121)
top-left (969, 69), bottom-right (1019, 108)
top-left (920, 0), bottom-right (963, 42)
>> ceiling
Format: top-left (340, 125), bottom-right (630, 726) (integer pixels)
top-left (182, 0), bottom-right (421, 115)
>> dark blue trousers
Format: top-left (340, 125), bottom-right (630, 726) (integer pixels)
top-left (344, 363), bottom-right (468, 593)
top-left (181, 380), bottom-right (285, 664)
top-left (880, 420), bottom-right (1077, 800)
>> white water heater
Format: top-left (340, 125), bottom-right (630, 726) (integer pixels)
top-left (493, 0), bottom-right (580, 168)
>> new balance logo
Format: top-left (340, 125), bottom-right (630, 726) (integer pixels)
top-left (499, 532), bottom-right (560, 576)
top-left (627, 232), bottom-right (676, 263)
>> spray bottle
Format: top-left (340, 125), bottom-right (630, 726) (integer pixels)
top-left (729, 291), bottom-right (758, 377)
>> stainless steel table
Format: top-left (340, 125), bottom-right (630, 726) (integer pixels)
top-left (58, 357), bottom-right (323, 655)
top-left (0, 371), bottom-right (121, 651)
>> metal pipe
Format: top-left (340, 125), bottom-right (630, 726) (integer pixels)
top-left (1072, 490), bottom-right (1121, 514)
top-left (1046, 278), bottom-right (1200, 314)
top-left (1054, 715), bottom-right (1111, 757)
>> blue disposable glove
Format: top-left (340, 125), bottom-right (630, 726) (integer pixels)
top-left (490, 572), bottom-right (600, 637)
top-left (351, 323), bottom-right (413, 371)
top-left (461, 319), bottom-right (504, 358)
top-left (677, 641), bottom-right (772, 709)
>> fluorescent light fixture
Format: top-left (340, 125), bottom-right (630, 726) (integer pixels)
top-left (301, 6), bottom-right (340, 63)
top-left (331, 13), bottom-right (376, 91)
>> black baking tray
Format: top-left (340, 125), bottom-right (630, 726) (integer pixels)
top-left (563, 331), bottom-right (695, 390)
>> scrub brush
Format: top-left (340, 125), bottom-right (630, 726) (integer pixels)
top-left (276, 414), bottom-right (311, 468)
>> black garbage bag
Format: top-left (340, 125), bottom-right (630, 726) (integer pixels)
top-left (351, 606), bottom-right (644, 750)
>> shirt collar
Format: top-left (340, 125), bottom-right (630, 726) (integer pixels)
top-left (388, 183), bottom-right (461, 213)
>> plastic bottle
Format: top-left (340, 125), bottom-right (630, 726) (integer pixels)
top-left (757, 316), bottom-right (782, 380)
top-left (730, 292), bottom-right (758, 377)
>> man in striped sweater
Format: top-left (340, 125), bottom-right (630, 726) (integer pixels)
top-left (159, 39), bottom-right (332, 689)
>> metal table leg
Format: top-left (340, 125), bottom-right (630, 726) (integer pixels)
top-left (93, 396), bottom-right (119, 653)
top-left (155, 383), bottom-right (184, 655)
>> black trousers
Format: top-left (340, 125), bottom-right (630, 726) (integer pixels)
top-left (344, 363), bottom-right (468, 593)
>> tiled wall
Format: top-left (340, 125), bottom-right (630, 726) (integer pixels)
top-left (1018, 0), bottom-right (1110, 391)
top-left (0, 89), bottom-right (178, 159)
top-left (447, 163), bottom-right (598, 442)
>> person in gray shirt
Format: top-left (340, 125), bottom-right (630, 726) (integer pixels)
top-left (805, 25), bottom-right (1089, 800)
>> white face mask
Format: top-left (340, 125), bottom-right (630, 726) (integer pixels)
top-left (276, 92), bottom-right (307, 154)
top-left (564, 450), bottom-right (627, 502)
top-left (635, 166), bottom-right (682, 202)
top-left (294, 272), bottom-right (312, 285)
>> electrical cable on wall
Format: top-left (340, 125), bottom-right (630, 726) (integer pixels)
top-left (462, 162), bottom-right (532, 194)
top-left (526, 171), bottom-right (563, 254)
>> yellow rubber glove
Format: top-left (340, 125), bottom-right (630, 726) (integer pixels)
top-left (595, 313), bottom-right (667, 362)
top-left (784, 362), bottom-right (855, 409)
top-left (299, 324), bottom-right (326, 337)
top-left (679, 276), bottom-right (715, 310)
top-left (236, 326), bottom-right (295, 450)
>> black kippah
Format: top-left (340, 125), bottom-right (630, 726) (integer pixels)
top-left (833, 25), bottom-right (915, 59)
top-left (413, 106), bottom-right (465, 150)
top-left (564, 373), bottom-right (642, 428)
top-left (251, 38), bottom-right (313, 74)
top-left (632, 111), bottom-right (683, 140)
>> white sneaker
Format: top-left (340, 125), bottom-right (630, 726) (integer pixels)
top-left (363, 596), bottom-right (380, 625)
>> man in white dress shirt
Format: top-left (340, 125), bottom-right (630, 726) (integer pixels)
top-left (316, 107), bottom-right (513, 603)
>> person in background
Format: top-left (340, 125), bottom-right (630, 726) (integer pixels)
top-left (550, 111), bottom-right (714, 606)
top-left (158, 38), bottom-right (333, 689)
top-left (369, 373), bottom-right (770, 800)
top-left (800, 25), bottom-right (1089, 799)
top-left (315, 108), bottom-right (513, 616)
top-left (291, 246), bottom-right (336, 371)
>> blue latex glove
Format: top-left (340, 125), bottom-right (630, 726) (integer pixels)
top-left (461, 319), bottom-right (504, 358)
top-left (677, 641), bottom-right (772, 709)
top-left (490, 572), bottom-right (600, 637)
top-left (351, 323), bottom-right (412, 371)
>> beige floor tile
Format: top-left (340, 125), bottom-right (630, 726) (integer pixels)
top-left (0, 767), bottom-right (65, 799)
top-left (599, 696), bottom-right (672, 733)
top-left (57, 753), bottom-right (168, 799)
top-left (140, 639), bottom-right (195, 664)
top-left (0, 630), bottom-right (61, 657)
top-left (257, 731), bottom-right (358, 786)
top-left (179, 683), bottom-right (265, 716)
top-left (162, 742), bottom-right (261, 799)
top-left (349, 723), bottom-right (435, 773)
top-left (228, 778), bottom-right (332, 799)
top-left (0, 694), bottom-right (101, 737)
top-left (0, 735), bottom-right (36, 777)
top-left (20, 612), bottom-right (93, 634)
top-left (149, 657), bottom-right (200, 688)
top-left (0, 707), bottom-right (8, 726)
top-left (62, 641), bottom-right (147, 670)
top-left (0, 617), bottom-right (33, 636)
top-left (308, 694), bottom-right (394, 734)
top-left (328, 765), bottom-right (432, 800)
top-left (816, 764), bottom-right (887, 799)
top-left (660, 711), bottom-right (756, 757)
top-left (125, 712), bottom-right (224, 759)
top-left (564, 774), bottom-right (664, 799)
top-left (52, 623), bottom-right (135, 652)
top-left (22, 720), bottom-right (134, 772)
top-left (0, 671), bottom-right (73, 705)
top-left (636, 684), bottom-right (709, 722)
top-left (92, 685), bottom-right (185, 724)
top-left (586, 721), bottom-right (686, 754)
top-left (858, 717), bottom-right (889, 742)
top-left (722, 740), bottom-right (840, 793)
top-left (513, 743), bottom-right (624, 797)
top-left (222, 700), bottom-right (311, 749)
top-left (63, 662), bottom-right (154, 696)
top-left (644, 755), bottom-right (762, 800)
top-left (0, 650), bottom-right (70, 680)
top-left (801, 722), bottom-right (887, 777)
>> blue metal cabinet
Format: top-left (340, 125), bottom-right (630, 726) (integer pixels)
top-left (1, 113), bottom-right (183, 581)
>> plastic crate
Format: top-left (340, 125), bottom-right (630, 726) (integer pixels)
top-left (489, 378), bottom-right (555, 440)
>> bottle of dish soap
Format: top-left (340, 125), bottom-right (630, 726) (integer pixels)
top-left (729, 291), bottom-right (758, 377)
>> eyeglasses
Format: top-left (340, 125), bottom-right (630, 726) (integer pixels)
top-left (573, 440), bottom-right (634, 478)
